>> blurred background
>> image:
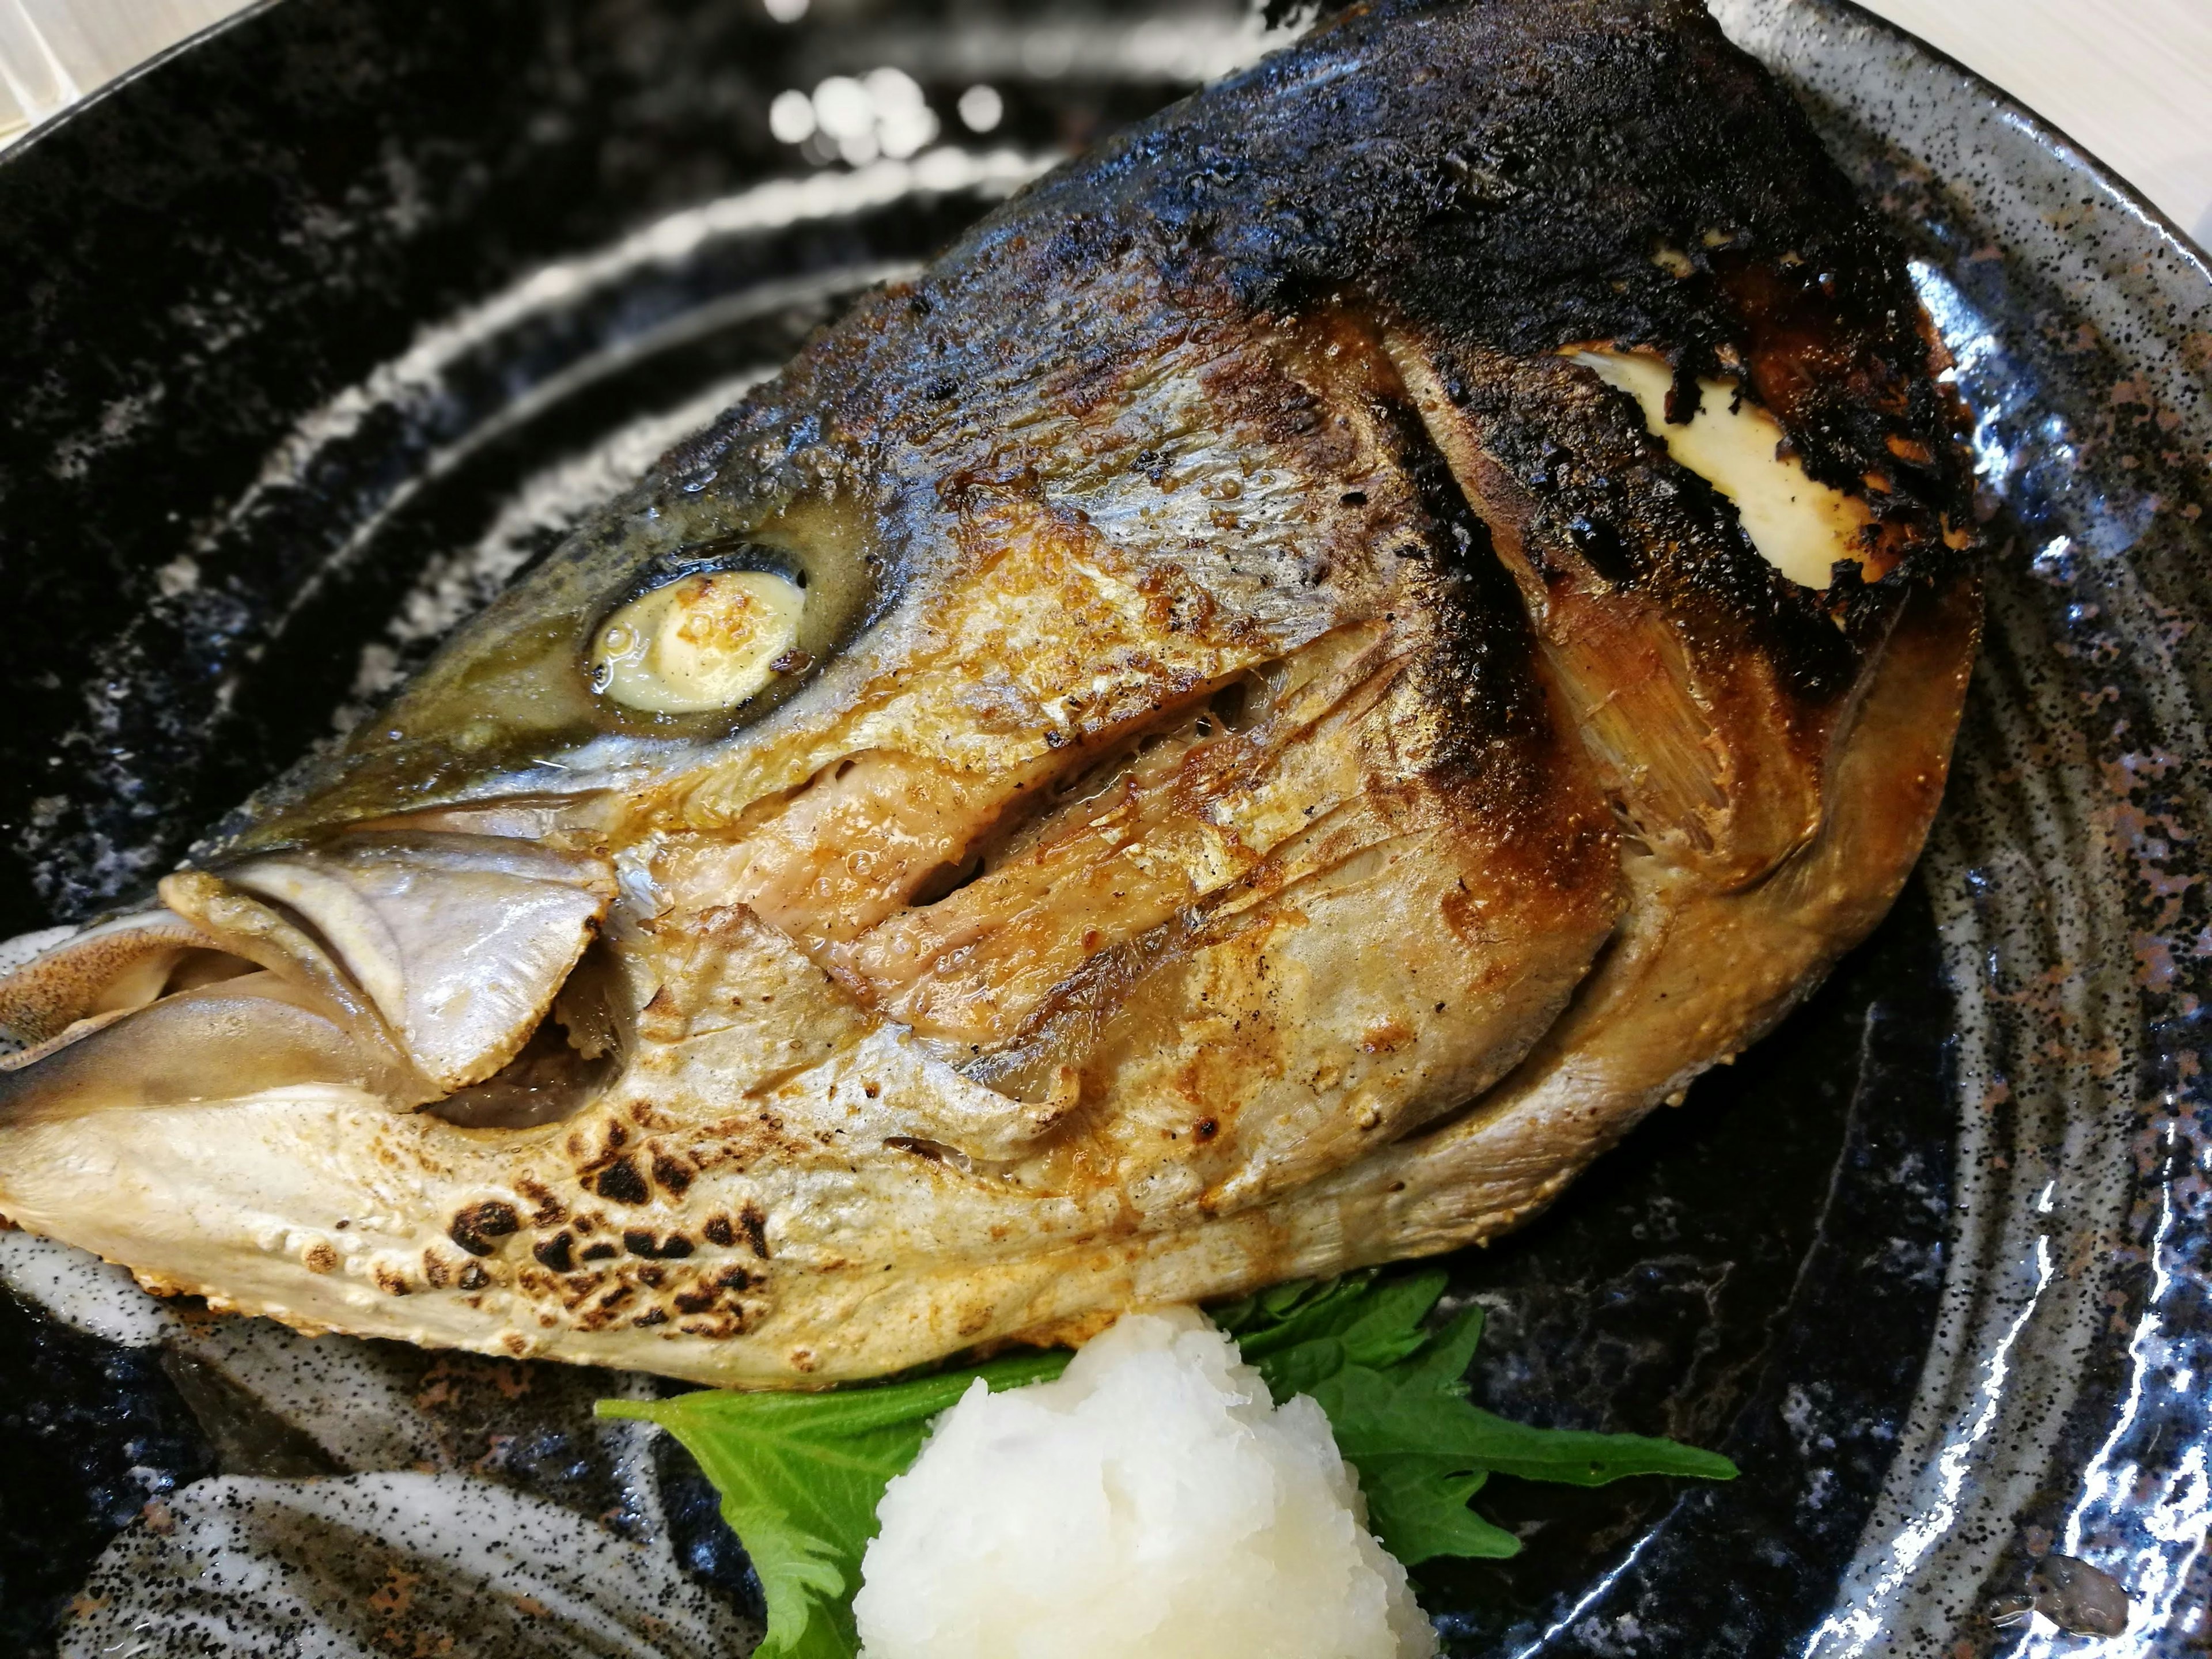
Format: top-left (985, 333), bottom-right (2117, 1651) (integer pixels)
top-left (0, 0), bottom-right (2204, 247)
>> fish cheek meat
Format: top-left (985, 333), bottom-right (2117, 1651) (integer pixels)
top-left (0, 0), bottom-right (1979, 1384)
top-left (962, 422), bottom-right (1626, 1213)
top-left (624, 328), bottom-right (1624, 1207)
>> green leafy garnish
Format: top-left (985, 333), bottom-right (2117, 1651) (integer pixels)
top-left (1210, 1271), bottom-right (1738, 1564)
top-left (600, 1350), bottom-right (1067, 1659)
top-left (599, 1270), bottom-right (1733, 1658)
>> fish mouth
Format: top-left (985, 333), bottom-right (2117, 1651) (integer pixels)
top-left (0, 832), bottom-right (621, 1127)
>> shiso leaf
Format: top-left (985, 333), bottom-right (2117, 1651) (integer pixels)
top-left (1351, 1454), bottom-right (1522, 1562)
top-left (599, 1350), bottom-right (1068, 1659)
top-left (599, 1272), bottom-right (1734, 1657)
top-left (1245, 1270), bottom-right (1738, 1565)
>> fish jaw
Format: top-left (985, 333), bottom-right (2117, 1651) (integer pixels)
top-left (0, 835), bottom-right (619, 1118)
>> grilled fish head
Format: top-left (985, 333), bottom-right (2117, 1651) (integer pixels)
top-left (0, 0), bottom-right (1979, 1385)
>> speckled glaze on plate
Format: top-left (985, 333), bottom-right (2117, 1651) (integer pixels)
top-left (1716, 4), bottom-right (2212, 1650)
top-left (0, 1), bottom-right (2201, 1655)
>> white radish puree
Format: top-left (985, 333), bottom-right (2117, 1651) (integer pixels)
top-left (854, 1307), bottom-right (1437, 1659)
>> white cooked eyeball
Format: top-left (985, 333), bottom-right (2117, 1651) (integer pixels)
top-left (854, 1307), bottom-right (1437, 1659)
top-left (590, 570), bottom-right (805, 715)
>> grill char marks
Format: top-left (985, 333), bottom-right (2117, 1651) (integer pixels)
top-left (1265, 310), bottom-right (1564, 786)
top-left (765, 0), bottom-right (1971, 550)
top-left (1385, 339), bottom-right (1836, 882)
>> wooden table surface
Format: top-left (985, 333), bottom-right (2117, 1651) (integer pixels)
top-left (0, 0), bottom-right (2205, 247)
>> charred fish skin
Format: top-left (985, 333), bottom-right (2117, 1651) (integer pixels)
top-left (210, 0), bottom-right (1967, 851)
top-left (0, 0), bottom-right (1978, 1385)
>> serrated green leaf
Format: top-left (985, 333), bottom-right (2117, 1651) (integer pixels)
top-left (1444, 1408), bottom-right (1741, 1486)
top-left (1225, 1277), bottom-right (1733, 1568)
top-left (1234, 1268), bottom-right (1439, 1397)
top-left (1351, 1454), bottom-right (1517, 1563)
top-left (1217, 1271), bottom-right (1378, 1357)
top-left (1336, 1271), bottom-right (1453, 1370)
top-left (598, 1350), bottom-right (1067, 1659)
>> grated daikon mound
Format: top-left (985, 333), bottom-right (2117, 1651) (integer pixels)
top-left (853, 1306), bottom-right (1437, 1659)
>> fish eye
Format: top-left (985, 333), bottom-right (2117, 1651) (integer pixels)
top-left (590, 568), bottom-right (808, 715)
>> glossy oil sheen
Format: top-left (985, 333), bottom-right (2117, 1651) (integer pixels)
top-left (0, 0), bottom-right (2199, 1654)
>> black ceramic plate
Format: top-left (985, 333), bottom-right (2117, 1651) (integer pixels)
top-left (0, 2), bottom-right (2203, 1655)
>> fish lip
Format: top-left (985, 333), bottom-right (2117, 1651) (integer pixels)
top-left (154, 866), bottom-right (442, 1105)
top-left (0, 824), bottom-right (621, 1117)
top-left (0, 967), bottom-right (394, 1123)
top-left (0, 1004), bottom-right (142, 1073)
top-left (176, 831), bottom-right (619, 1104)
top-left (0, 908), bottom-right (214, 1055)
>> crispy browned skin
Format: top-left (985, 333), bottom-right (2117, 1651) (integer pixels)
top-left (0, 0), bottom-right (1978, 1384)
